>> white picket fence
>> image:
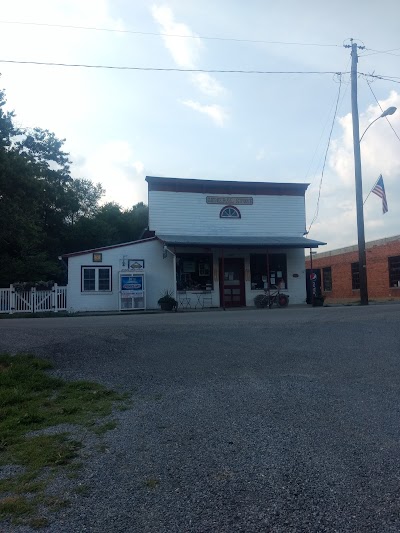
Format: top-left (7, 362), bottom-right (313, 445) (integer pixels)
top-left (0, 284), bottom-right (67, 314)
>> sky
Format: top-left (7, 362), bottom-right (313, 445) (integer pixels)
top-left (1, 0), bottom-right (400, 252)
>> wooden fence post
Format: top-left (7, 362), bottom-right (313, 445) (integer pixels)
top-left (31, 287), bottom-right (36, 313)
top-left (9, 284), bottom-right (15, 314)
top-left (53, 283), bottom-right (58, 313)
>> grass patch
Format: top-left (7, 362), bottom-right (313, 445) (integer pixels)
top-left (91, 421), bottom-right (118, 436)
top-left (74, 484), bottom-right (90, 497)
top-left (144, 477), bottom-right (160, 489)
top-left (0, 353), bottom-right (130, 528)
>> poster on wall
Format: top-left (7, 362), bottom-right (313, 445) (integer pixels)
top-left (120, 275), bottom-right (144, 297)
top-left (183, 261), bottom-right (196, 273)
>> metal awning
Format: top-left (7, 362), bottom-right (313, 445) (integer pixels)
top-left (157, 234), bottom-right (326, 248)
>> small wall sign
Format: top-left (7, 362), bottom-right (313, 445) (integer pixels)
top-left (93, 253), bottom-right (102, 262)
top-left (206, 196), bottom-right (253, 205)
top-left (128, 259), bottom-right (145, 271)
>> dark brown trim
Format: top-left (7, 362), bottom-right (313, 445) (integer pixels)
top-left (64, 237), bottom-right (158, 258)
top-left (146, 176), bottom-right (308, 196)
top-left (81, 265), bottom-right (113, 292)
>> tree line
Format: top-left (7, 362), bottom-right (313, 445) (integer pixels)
top-left (0, 87), bottom-right (148, 287)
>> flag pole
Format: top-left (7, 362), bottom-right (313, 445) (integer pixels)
top-left (363, 174), bottom-right (381, 206)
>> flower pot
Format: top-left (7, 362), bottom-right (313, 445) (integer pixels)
top-left (160, 302), bottom-right (174, 311)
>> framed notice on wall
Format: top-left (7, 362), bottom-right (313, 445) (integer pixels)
top-left (183, 261), bottom-right (196, 273)
top-left (199, 263), bottom-right (210, 276)
top-left (128, 259), bottom-right (144, 271)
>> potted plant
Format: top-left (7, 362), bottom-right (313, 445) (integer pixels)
top-left (158, 290), bottom-right (178, 311)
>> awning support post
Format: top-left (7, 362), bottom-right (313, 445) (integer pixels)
top-left (221, 248), bottom-right (225, 310)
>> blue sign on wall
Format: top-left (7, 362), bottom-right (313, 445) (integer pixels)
top-left (121, 275), bottom-right (143, 294)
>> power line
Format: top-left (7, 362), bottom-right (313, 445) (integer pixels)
top-left (308, 74), bottom-right (343, 234)
top-left (360, 72), bottom-right (400, 85)
top-left (362, 47), bottom-right (400, 57)
top-left (303, 61), bottom-right (350, 186)
top-left (0, 59), bottom-right (346, 75)
top-left (365, 78), bottom-right (400, 144)
top-left (0, 20), bottom-right (342, 48)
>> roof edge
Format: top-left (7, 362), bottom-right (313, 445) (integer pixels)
top-left (62, 236), bottom-right (158, 258)
top-left (310, 233), bottom-right (400, 259)
top-left (146, 176), bottom-right (309, 196)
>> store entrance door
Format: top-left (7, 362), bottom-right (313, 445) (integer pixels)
top-left (219, 258), bottom-right (245, 307)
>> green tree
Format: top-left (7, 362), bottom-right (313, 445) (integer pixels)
top-left (0, 85), bottom-right (148, 286)
top-left (64, 202), bottom-right (149, 253)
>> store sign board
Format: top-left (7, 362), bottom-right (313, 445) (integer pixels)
top-left (206, 196), bottom-right (253, 205)
top-left (121, 275), bottom-right (143, 295)
top-left (128, 259), bottom-right (144, 271)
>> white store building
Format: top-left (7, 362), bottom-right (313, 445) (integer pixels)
top-left (63, 176), bottom-right (325, 312)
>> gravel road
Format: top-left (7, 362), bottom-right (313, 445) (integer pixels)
top-left (1, 305), bottom-right (400, 532)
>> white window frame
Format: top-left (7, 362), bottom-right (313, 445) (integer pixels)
top-left (81, 266), bottom-right (112, 292)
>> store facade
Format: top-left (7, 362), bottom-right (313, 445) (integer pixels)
top-left (64, 176), bottom-right (325, 312)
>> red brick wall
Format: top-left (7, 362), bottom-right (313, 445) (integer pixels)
top-left (305, 237), bottom-right (400, 303)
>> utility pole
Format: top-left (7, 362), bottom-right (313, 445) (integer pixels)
top-left (346, 39), bottom-right (368, 305)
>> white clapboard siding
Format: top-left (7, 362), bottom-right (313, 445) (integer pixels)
top-left (66, 239), bottom-right (175, 313)
top-left (149, 191), bottom-right (305, 236)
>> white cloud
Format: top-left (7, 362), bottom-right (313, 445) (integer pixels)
top-left (72, 141), bottom-right (147, 208)
top-left (191, 73), bottom-right (226, 97)
top-left (182, 100), bottom-right (229, 127)
top-left (151, 6), bottom-right (228, 99)
top-left (308, 91), bottom-right (400, 250)
top-left (0, 0), bottom-right (125, 135)
top-left (151, 5), bottom-right (202, 68)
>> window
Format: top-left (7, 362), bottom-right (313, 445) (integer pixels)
top-left (82, 267), bottom-right (112, 292)
top-left (83, 268), bottom-right (95, 291)
top-left (250, 254), bottom-right (287, 289)
top-left (351, 262), bottom-right (360, 290)
top-left (389, 256), bottom-right (400, 288)
top-left (322, 267), bottom-right (332, 292)
top-left (176, 254), bottom-right (213, 290)
top-left (220, 206), bottom-right (241, 219)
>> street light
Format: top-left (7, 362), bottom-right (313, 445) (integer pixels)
top-left (360, 106), bottom-right (397, 143)
top-left (353, 103), bottom-right (397, 306)
top-left (350, 41), bottom-right (397, 306)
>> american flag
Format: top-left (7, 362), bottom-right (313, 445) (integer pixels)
top-left (371, 175), bottom-right (388, 214)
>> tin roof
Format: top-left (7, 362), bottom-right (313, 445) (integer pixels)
top-left (157, 234), bottom-right (326, 248)
top-left (146, 176), bottom-right (309, 196)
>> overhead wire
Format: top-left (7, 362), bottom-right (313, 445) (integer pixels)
top-left (362, 47), bottom-right (400, 57)
top-left (364, 78), bottom-right (400, 143)
top-left (0, 59), bottom-right (346, 75)
top-left (303, 58), bottom-right (351, 188)
top-left (0, 20), bottom-right (342, 48)
top-left (307, 73), bottom-right (343, 234)
top-left (360, 72), bottom-right (400, 83)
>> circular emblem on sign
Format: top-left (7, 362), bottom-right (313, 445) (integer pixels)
top-left (310, 273), bottom-right (317, 281)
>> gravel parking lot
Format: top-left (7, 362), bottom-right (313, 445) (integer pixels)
top-left (1, 304), bottom-right (400, 532)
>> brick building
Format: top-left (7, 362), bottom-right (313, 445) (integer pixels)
top-left (305, 235), bottom-right (400, 303)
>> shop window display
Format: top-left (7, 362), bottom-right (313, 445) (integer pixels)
top-left (176, 254), bottom-right (213, 290)
top-left (250, 254), bottom-right (287, 290)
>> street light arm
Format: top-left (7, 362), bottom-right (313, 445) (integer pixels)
top-left (359, 116), bottom-right (381, 143)
top-left (360, 106), bottom-right (397, 143)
